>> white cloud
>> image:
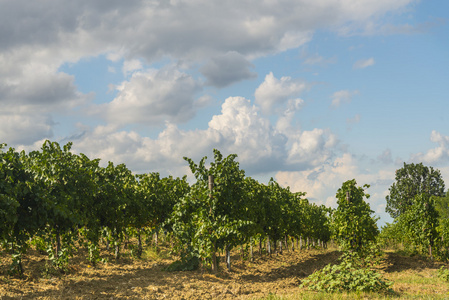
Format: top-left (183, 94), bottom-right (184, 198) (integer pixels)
top-left (278, 31), bottom-right (313, 52)
top-left (288, 129), bottom-right (338, 169)
top-left (275, 152), bottom-right (396, 226)
top-left (331, 90), bottom-right (359, 107)
top-left (71, 96), bottom-right (341, 176)
top-left (101, 67), bottom-right (202, 126)
top-left (410, 131), bottom-right (449, 165)
top-left (353, 57), bottom-right (375, 69)
top-left (276, 99), bottom-right (305, 136)
top-left (0, 48), bottom-right (92, 146)
top-left (255, 72), bottom-right (307, 114)
top-left (0, 0), bottom-right (416, 147)
top-left (0, 114), bottom-right (55, 145)
top-left (0, 49), bottom-right (88, 109)
top-left (71, 97), bottom-right (284, 174)
top-left (1, 1), bottom-right (415, 60)
top-left (122, 59), bottom-right (143, 76)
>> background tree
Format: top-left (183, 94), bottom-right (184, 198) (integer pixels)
top-left (386, 162), bottom-right (445, 219)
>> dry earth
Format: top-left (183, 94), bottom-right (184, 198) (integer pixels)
top-left (0, 246), bottom-right (448, 299)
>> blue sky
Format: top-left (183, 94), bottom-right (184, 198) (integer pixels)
top-left (1, 0), bottom-right (449, 226)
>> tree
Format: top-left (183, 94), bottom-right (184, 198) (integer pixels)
top-left (332, 179), bottom-right (379, 254)
top-left (386, 162), bottom-right (445, 219)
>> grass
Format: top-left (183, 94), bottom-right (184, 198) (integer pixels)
top-left (257, 248), bottom-right (449, 300)
top-left (260, 290), bottom-right (449, 300)
top-left (141, 246), bottom-right (172, 262)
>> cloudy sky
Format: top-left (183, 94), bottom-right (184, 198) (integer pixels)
top-left (2, 0), bottom-right (448, 225)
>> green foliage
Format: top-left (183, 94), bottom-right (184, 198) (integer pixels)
top-left (386, 162), bottom-right (445, 219)
top-left (0, 143), bottom-right (45, 276)
top-left (332, 179), bottom-right (379, 254)
top-left (377, 222), bottom-right (402, 250)
top-left (395, 194), bottom-right (439, 258)
top-left (300, 250), bottom-right (393, 293)
top-left (305, 180), bottom-right (389, 294)
top-left (165, 256), bottom-right (200, 271)
top-left (435, 191), bottom-right (449, 219)
top-left (435, 191), bottom-right (449, 259)
top-left (382, 163), bottom-right (447, 259)
top-left (170, 149), bottom-right (250, 269)
top-left (136, 172), bottom-right (189, 232)
top-left (438, 266), bottom-right (449, 282)
top-left (1, 140), bottom-right (333, 277)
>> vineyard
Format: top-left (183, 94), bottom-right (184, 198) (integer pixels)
top-left (2, 140), bottom-right (449, 298)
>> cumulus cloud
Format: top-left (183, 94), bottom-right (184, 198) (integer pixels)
top-left (0, 49), bottom-right (88, 109)
top-left (101, 67), bottom-right (202, 126)
top-left (81, 97), bottom-right (286, 174)
top-left (0, 114), bottom-right (55, 145)
top-left (276, 153), bottom-right (360, 205)
top-left (331, 89), bottom-right (359, 107)
top-left (411, 131), bottom-right (449, 165)
top-left (275, 152), bottom-right (396, 223)
top-left (287, 129), bottom-right (338, 169)
top-left (255, 72), bottom-right (307, 114)
top-left (353, 57), bottom-right (375, 69)
top-left (276, 99), bottom-right (305, 136)
top-left (122, 59), bottom-right (143, 76)
top-left (200, 51), bottom-right (257, 88)
top-left (0, 48), bottom-right (91, 146)
top-left (71, 96), bottom-right (341, 175)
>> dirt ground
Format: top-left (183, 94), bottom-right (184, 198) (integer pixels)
top-left (0, 246), bottom-right (447, 299)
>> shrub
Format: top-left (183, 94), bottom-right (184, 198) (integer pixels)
top-left (300, 251), bottom-right (393, 293)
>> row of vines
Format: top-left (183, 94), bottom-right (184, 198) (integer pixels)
top-left (0, 140), bottom-right (331, 276)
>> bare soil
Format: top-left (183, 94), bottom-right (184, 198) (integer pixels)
top-left (0, 246), bottom-right (447, 299)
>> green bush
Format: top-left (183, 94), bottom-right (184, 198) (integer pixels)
top-left (300, 251), bottom-right (393, 293)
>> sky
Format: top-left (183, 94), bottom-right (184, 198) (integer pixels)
top-left (1, 0), bottom-right (449, 226)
